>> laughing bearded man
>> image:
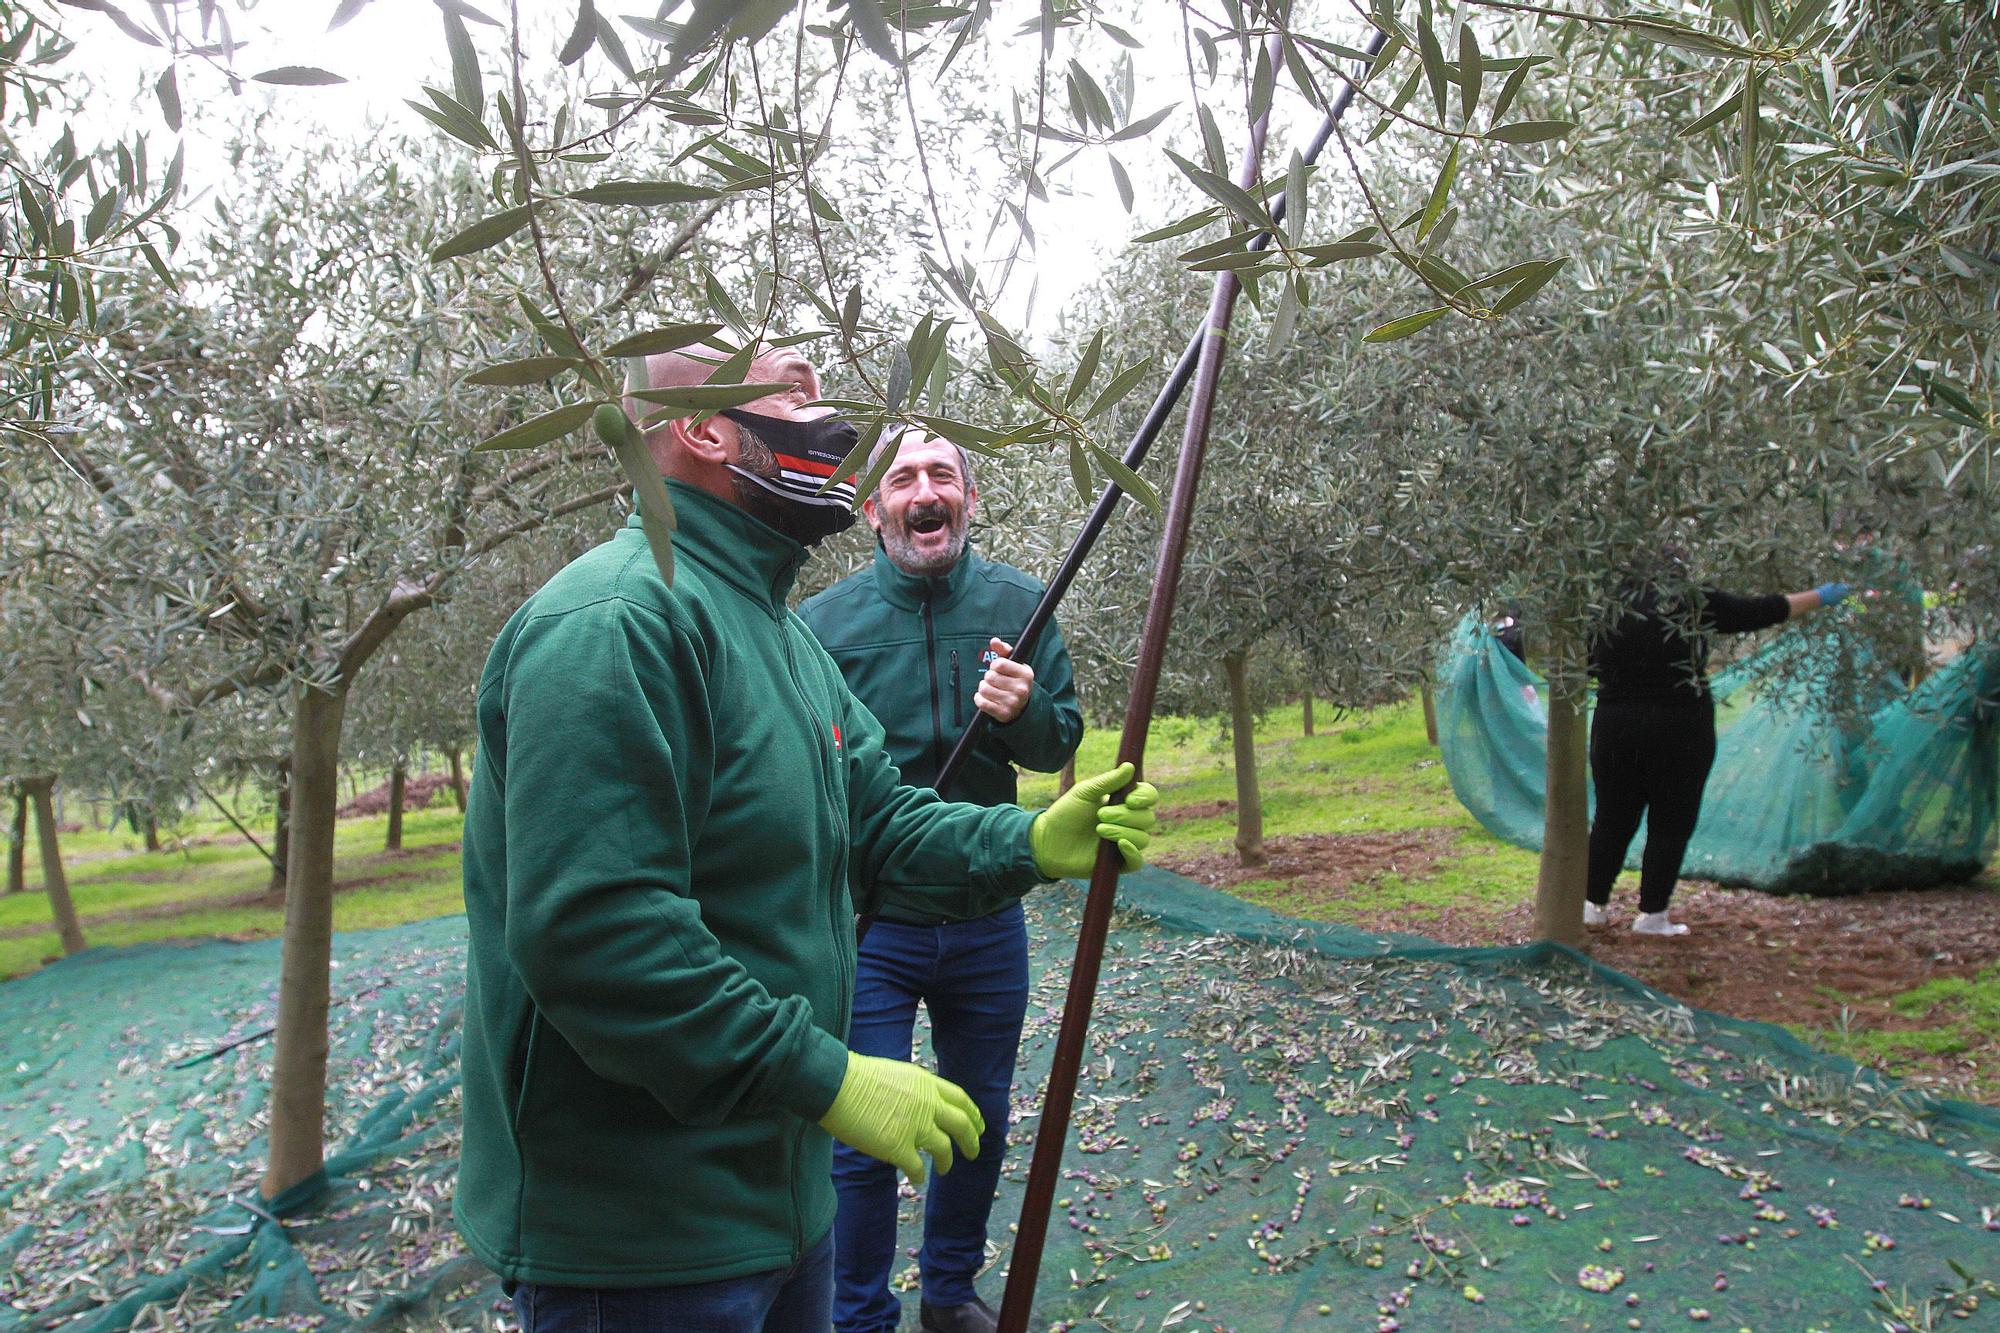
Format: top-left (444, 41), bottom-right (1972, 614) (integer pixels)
top-left (799, 431), bottom-right (1084, 1333)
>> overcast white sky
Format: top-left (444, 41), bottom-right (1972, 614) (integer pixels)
top-left (62, 1), bottom-right (1343, 336)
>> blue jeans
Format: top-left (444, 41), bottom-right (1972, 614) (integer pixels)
top-left (832, 900), bottom-right (1029, 1333)
top-left (510, 1233), bottom-right (833, 1332)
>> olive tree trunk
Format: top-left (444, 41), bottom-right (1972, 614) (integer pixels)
top-left (447, 746), bottom-right (467, 813)
top-left (1058, 756), bottom-right (1075, 796)
top-left (1301, 691), bottom-right (1314, 736)
top-left (7, 785), bottom-right (25, 896)
top-left (143, 812), bottom-right (161, 853)
top-left (1421, 681), bottom-right (1439, 746)
top-left (1534, 652), bottom-right (1591, 946)
top-left (25, 777), bottom-right (86, 955)
top-left (270, 758), bottom-right (291, 895)
top-left (261, 681), bottom-right (348, 1201)
top-left (1223, 650), bottom-right (1265, 868)
top-left (385, 764), bottom-right (406, 852)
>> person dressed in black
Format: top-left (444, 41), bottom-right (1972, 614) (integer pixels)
top-left (1585, 570), bottom-right (1850, 935)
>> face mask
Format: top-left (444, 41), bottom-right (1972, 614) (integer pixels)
top-left (720, 409), bottom-right (861, 544)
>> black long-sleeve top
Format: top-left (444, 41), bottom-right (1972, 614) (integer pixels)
top-left (1588, 585), bottom-right (1790, 707)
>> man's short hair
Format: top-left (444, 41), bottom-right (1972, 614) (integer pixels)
top-left (869, 432), bottom-right (974, 497)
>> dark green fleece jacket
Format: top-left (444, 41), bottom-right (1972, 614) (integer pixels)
top-left (797, 545), bottom-right (1082, 924)
top-left (454, 482), bottom-right (1041, 1288)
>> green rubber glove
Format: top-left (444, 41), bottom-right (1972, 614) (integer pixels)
top-left (817, 1052), bottom-right (984, 1185)
top-left (1030, 761), bottom-right (1159, 878)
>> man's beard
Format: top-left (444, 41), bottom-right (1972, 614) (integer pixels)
top-left (880, 500), bottom-right (968, 576)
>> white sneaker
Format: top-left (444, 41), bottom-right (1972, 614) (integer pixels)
top-left (1582, 901), bottom-right (1608, 926)
top-left (1632, 911), bottom-right (1689, 937)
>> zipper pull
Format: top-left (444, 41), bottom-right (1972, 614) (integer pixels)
top-left (951, 650), bottom-right (962, 726)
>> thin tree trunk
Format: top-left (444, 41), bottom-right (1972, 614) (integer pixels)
top-left (270, 758), bottom-right (291, 895)
top-left (1058, 756), bottom-right (1076, 796)
top-left (385, 764), bottom-right (405, 852)
top-left (1301, 691), bottom-right (1314, 736)
top-left (7, 786), bottom-right (25, 896)
top-left (1223, 651), bottom-right (1265, 868)
top-left (1421, 681), bottom-right (1439, 746)
top-left (448, 746), bottom-right (467, 813)
top-left (143, 812), bottom-right (161, 853)
top-left (26, 778), bottom-right (85, 955)
top-left (262, 682), bottom-right (348, 1202)
top-left (1534, 657), bottom-right (1590, 946)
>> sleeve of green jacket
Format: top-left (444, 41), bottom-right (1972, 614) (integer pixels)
top-left (838, 685), bottom-right (1044, 919)
top-left (500, 602), bottom-right (850, 1127)
top-left (987, 615), bottom-right (1083, 773)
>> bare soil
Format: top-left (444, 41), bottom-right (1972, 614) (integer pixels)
top-left (1161, 829), bottom-right (1460, 899)
top-left (1162, 798), bottom-right (1237, 821)
top-left (336, 772), bottom-right (457, 819)
top-left (1443, 881), bottom-right (2000, 1100)
top-left (1164, 831), bottom-right (2000, 1101)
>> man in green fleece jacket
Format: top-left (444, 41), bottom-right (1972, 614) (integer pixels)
top-left (798, 433), bottom-right (1081, 1333)
top-left (454, 343), bottom-right (1157, 1333)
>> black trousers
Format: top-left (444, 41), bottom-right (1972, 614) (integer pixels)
top-left (1586, 699), bottom-right (1718, 914)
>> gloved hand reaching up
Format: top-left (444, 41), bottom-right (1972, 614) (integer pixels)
top-left (1030, 761), bottom-right (1159, 878)
top-left (1815, 581), bottom-right (1852, 606)
top-left (818, 1052), bottom-right (984, 1185)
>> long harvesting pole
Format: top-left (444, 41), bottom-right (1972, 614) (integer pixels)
top-left (992, 33), bottom-right (1327, 1333)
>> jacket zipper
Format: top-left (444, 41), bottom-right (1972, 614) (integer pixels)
top-left (922, 590), bottom-right (944, 775)
top-left (777, 611), bottom-right (849, 1264)
top-left (950, 649), bottom-right (962, 728)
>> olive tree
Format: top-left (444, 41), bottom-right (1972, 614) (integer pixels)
top-left (53, 129), bottom-right (649, 1201)
top-left (1570, 0), bottom-right (1998, 477)
top-left (366, 0), bottom-right (1842, 601)
top-left (0, 0), bottom-right (384, 447)
top-left (0, 534), bottom-right (94, 953)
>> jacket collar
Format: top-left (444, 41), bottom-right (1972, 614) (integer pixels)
top-left (868, 540), bottom-right (977, 613)
top-left (626, 480), bottom-right (808, 611)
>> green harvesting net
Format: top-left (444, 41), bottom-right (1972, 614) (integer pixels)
top-left (2, 874), bottom-right (1997, 1331)
top-left (1436, 615), bottom-right (2000, 894)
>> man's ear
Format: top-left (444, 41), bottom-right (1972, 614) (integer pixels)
top-left (676, 412), bottom-right (734, 465)
top-left (862, 493), bottom-right (883, 534)
top-left (963, 478), bottom-right (977, 522)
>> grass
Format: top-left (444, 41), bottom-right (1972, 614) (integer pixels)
top-left (1020, 700), bottom-right (1537, 922)
top-left (1023, 702), bottom-right (1467, 839)
top-left (1812, 961), bottom-right (2000, 1071)
top-left (1, 804), bottom-right (466, 980)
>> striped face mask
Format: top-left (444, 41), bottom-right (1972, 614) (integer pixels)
top-left (720, 408), bottom-right (861, 541)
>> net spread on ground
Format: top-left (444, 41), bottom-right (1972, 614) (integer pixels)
top-left (1, 871), bottom-right (1996, 1330)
